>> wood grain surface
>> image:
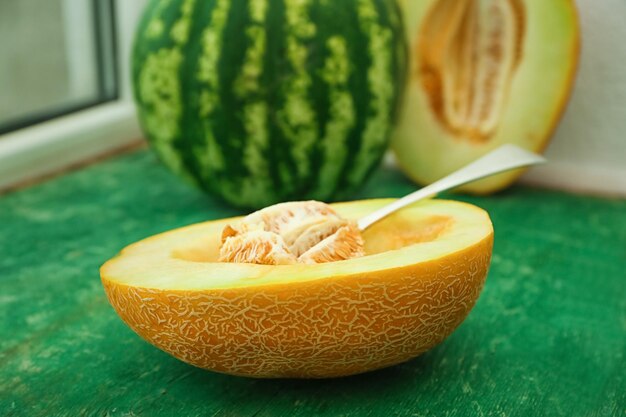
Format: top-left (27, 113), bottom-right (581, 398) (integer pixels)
top-left (0, 150), bottom-right (624, 416)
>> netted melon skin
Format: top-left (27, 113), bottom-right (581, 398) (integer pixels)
top-left (102, 234), bottom-right (492, 378)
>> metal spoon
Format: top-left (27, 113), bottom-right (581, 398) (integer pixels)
top-left (357, 144), bottom-right (546, 231)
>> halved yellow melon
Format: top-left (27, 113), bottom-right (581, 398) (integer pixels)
top-left (393, 0), bottom-right (580, 193)
top-left (101, 199), bottom-right (493, 378)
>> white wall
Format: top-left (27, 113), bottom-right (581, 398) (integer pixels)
top-left (523, 0), bottom-right (626, 195)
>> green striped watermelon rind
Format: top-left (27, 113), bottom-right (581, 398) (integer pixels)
top-left (133, 0), bottom-right (407, 209)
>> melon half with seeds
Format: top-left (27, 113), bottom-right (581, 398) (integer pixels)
top-left (393, 0), bottom-right (580, 193)
top-left (101, 199), bottom-right (493, 378)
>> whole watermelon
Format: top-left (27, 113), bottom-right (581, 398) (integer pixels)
top-left (133, 0), bottom-right (406, 208)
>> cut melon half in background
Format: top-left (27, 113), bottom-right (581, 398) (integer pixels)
top-left (101, 199), bottom-right (493, 378)
top-left (393, 0), bottom-right (580, 193)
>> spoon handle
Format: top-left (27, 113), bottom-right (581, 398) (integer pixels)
top-left (357, 144), bottom-right (547, 231)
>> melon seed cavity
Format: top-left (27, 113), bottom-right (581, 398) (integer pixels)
top-left (219, 201), bottom-right (364, 265)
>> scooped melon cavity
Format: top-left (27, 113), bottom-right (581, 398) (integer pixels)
top-left (219, 201), bottom-right (365, 265)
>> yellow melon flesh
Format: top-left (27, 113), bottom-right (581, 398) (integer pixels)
top-left (100, 199), bottom-right (493, 378)
top-left (393, 0), bottom-right (580, 193)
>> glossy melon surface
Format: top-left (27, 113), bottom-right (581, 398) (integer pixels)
top-left (101, 199), bottom-right (493, 378)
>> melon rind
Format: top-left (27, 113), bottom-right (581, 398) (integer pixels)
top-left (392, 0), bottom-right (580, 193)
top-left (132, 0), bottom-right (407, 208)
top-left (101, 199), bottom-right (493, 378)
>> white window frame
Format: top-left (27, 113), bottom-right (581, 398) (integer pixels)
top-left (0, 0), bottom-right (148, 191)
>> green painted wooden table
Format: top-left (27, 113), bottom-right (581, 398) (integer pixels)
top-left (1, 150), bottom-right (624, 416)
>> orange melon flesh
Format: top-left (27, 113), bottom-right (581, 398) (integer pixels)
top-left (101, 199), bottom-right (493, 378)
